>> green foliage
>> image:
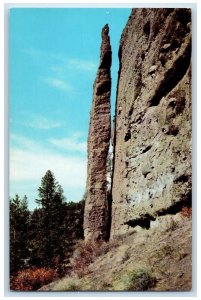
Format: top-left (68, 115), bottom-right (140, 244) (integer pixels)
top-left (10, 170), bottom-right (85, 287)
top-left (64, 200), bottom-right (85, 240)
top-left (10, 195), bottom-right (30, 274)
top-left (52, 277), bottom-right (81, 291)
top-left (32, 170), bottom-right (70, 267)
top-left (36, 170), bottom-right (65, 208)
top-left (27, 198), bottom-right (84, 274)
top-left (113, 267), bottom-right (156, 291)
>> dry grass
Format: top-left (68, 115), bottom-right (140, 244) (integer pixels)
top-left (52, 277), bottom-right (81, 291)
top-left (41, 213), bottom-right (192, 291)
top-left (113, 267), bottom-right (156, 291)
top-left (70, 239), bottom-right (120, 278)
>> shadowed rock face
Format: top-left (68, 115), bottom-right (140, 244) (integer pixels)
top-left (84, 24), bottom-right (112, 241)
top-left (111, 8), bottom-right (192, 237)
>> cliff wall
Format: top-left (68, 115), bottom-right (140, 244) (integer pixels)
top-left (111, 8), bottom-right (192, 237)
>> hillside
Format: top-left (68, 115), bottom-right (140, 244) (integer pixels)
top-left (41, 210), bottom-right (191, 291)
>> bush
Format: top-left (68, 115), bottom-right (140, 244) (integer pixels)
top-left (113, 267), bottom-right (156, 291)
top-left (127, 268), bottom-right (156, 291)
top-left (180, 206), bottom-right (192, 218)
top-left (10, 267), bottom-right (57, 291)
top-left (52, 277), bottom-right (80, 291)
top-left (71, 240), bottom-right (120, 278)
top-left (168, 219), bottom-right (179, 231)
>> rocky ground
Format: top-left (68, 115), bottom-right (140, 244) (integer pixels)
top-left (40, 210), bottom-right (192, 292)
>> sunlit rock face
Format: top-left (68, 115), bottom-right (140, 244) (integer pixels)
top-left (111, 8), bottom-right (192, 237)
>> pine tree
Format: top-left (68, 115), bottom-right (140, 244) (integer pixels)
top-left (28, 207), bottom-right (44, 267)
top-left (10, 171), bottom-right (85, 277)
top-left (10, 195), bottom-right (30, 275)
top-left (35, 170), bottom-right (66, 267)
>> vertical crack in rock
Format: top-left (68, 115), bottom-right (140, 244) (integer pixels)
top-left (84, 24), bottom-right (112, 241)
top-left (110, 44), bottom-right (123, 240)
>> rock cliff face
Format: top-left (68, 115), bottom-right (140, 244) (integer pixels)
top-left (84, 24), bottom-right (112, 241)
top-left (111, 8), bottom-right (192, 237)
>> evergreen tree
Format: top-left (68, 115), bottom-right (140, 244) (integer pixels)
top-left (10, 170), bottom-right (85, 276)
top-left (28, 207), bottom-right (44, 267)
top-left (35, 170), bottom-right (66, 267)
top-left (10, 195), bottom-right (30, 275)
top-left (61, 200), bottom-right (85, 268)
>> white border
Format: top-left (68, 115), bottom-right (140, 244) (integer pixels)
top-left (1, 1), bottom-right (199, 299)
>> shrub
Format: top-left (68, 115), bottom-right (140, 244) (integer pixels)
top-left (113, 267), bottom-right (156, 291)
top-left (156, 244), bottom-right (174, 261)
top-left (127, 268), bottom-right (156, 290)
top-left (168, 219), bottom-right (179, 231)
top-left (10, 267), bottom-right (57, 291)
top-left (71, 239), bottom-right (120, 278)
top-left (180, 206), bottom-right (192, 218)
top-left (71, 241), bottom-right (100, 278)
top-left (52, 277), bottom-right (80, 291)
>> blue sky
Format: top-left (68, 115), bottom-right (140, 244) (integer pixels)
top-left (9, 8), bottom-right (131, 210)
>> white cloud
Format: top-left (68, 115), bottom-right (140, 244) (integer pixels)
top-left (11, 113), bottom-right (64, 130)
top-left (49, 135), bottom-right (87, 153)
top-left (10, 134), bottom-right (41, 150)
top-left (10, 147), bottom-right (87, 187)
top-left (42, 77), bottom-right (73, 92)
top-left (68, 59), bottom-right (97, 72)
top-left (30, 117), bottom-right (62, 130)
top-left (28, 115), bottom-right (63, 130)
top-left (49, 65), bottom-right (64, 73)
top-left (23, 48), bottom-right (97, 73)
top-left (10, 134), bottom-right (87, 207)
top-left (22, 48), bottom-right (64, 62)
top-left (22, 48), bottom-right (44, 57)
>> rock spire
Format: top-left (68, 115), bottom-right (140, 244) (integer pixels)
top-left (83, 24), bottom-right (112, 241)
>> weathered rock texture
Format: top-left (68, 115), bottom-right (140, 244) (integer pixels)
top-left (84, 24), bottom-right (112, 241)
top-left (111, 8), bottom-right (192, 237)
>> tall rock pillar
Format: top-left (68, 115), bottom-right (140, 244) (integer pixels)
top-left (84, 24), bottom-right (112, 241)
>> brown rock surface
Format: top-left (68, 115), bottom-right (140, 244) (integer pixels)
top-left (111, 8), bottom-right (192, 237)
top-left (84, 24), bottom-right (112, 241)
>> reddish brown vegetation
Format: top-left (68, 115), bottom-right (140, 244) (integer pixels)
top-left (71, 240), bottom-right (119, 278)
top-left (10, 267), bottom-right (57, 291)
top-left (180, 206), bottom-right (192, 218)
